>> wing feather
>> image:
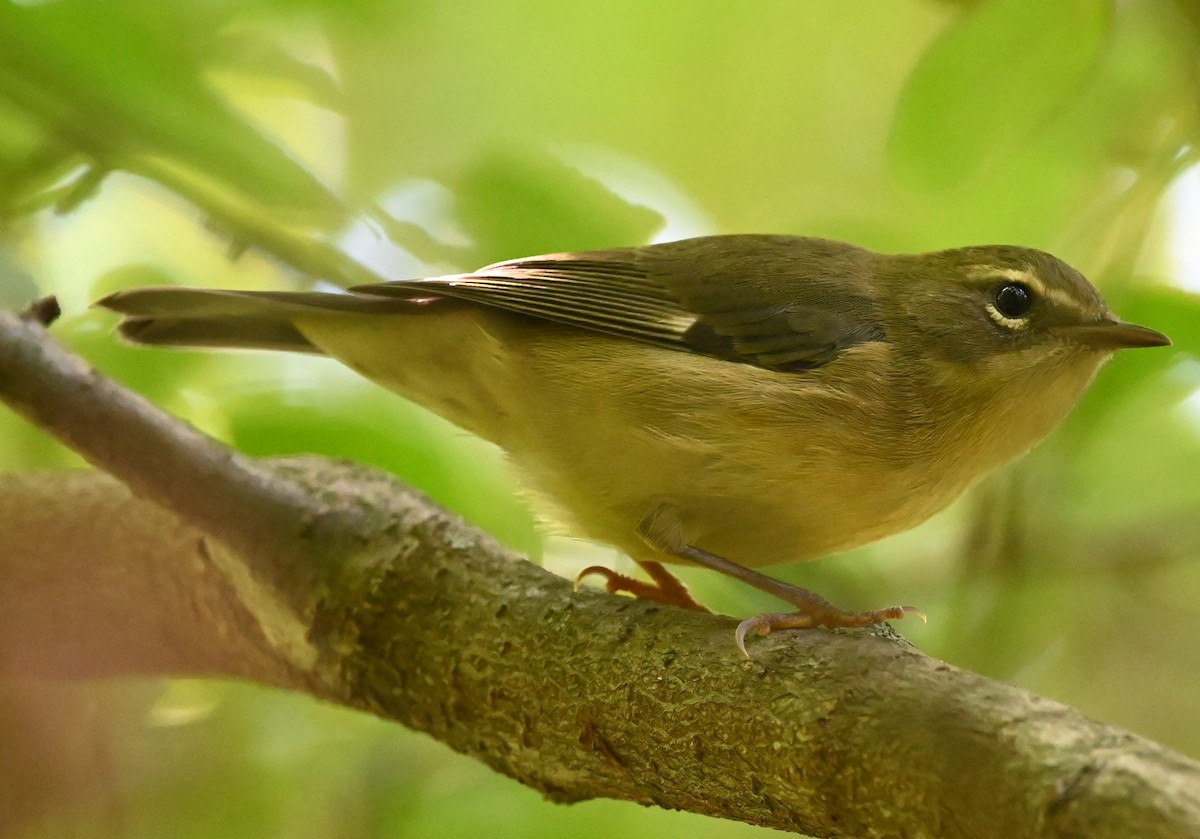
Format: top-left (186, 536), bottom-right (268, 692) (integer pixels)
top-left (352, 234), bottom-right (885, 371)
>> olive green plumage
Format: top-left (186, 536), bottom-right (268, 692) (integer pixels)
top-left (100, 234), bottom-right (1168, 579)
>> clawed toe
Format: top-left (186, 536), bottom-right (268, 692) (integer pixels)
top-left (735, 603), bottom-right (923, 659)
top-left (575, 562), bottom-right (709, 611)
top-left (736, 612), bottom-right (808, 659)
top-left (575, 565), bottom-right (624, 593)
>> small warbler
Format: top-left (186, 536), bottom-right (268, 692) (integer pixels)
top-left (99, 235), bottom-right (1171, 656)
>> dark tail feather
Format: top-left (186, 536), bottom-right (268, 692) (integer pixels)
top-left (118, 315), bottom-right (321, 353)
top-left (97, 285), bottom-right (432, 353)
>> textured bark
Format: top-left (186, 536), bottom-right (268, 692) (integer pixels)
top-left (1, 308), bottom-right (1198, 837)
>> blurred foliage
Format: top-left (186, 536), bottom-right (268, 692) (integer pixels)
top-left (0, 0), bottom-right (1198, 837)
top-left (890, 0), bottom-right (1112, 191)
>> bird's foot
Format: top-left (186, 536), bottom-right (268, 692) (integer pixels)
top-left (661, 543), bottom-right (924, 658)
top-left (735, 600), bottom-right (925, 659)
top-left (575, 561), bottom-right (710, 612)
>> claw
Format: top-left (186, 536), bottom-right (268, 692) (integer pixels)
top-left (735, 612), bottom-right (815, 659)
top-left (575, 565), bottom-right (620, 592)
top-left (735, 618), bottom-right (758, 660)
top-left (902, 605), bottom-right (927, 624)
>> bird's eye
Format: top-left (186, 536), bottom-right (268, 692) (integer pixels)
top-left (986, 283), bottom-right (1034, 330)
top-left (994, 283), bottom-right (1033, 318)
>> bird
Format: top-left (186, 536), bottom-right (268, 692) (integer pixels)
top-left (98, 234), bottom-right (1171, 656)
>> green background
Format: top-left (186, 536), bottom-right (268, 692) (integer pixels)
top-left (1, 0), bottom-right (1198, 836)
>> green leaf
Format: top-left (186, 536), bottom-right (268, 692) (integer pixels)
top-left (452, 149), bottom-right (663, 266)
top-left (889, 0), bottom-right (1110, 191)
top-left (0, 0), bottom-right (345, 228)
top-left (206, 31), bottom-right (345, 112)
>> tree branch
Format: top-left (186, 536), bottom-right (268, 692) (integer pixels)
top-left (1, 307), bottom-right (1198, 838)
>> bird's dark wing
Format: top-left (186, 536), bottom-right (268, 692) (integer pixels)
top-left (352, 234), bottom-right (886, 372)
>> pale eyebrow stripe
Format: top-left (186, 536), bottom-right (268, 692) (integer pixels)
top-left (966, 266), bottom-right (1077, 310)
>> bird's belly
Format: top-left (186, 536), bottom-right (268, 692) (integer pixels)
top-left (675, 479), bottom-right (952, 566)
top-left (495, 350), bottom-right (959, 567)
top-left (297, 313), bottom-right (963, 568)
top-left (514, 440), bottom-right (956, 568)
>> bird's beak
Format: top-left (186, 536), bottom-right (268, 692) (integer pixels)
top-left (1062, 318), bottom-right (1171, 350)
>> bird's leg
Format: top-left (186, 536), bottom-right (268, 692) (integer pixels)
top-left (674, 544), bottom-right (923, 657)
top-left (638, 506), bottom-right (922, 658)
top-left (575, 560), bottom-right (709, 611)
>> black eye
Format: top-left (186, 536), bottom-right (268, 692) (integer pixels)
top-left (993, 283), bottom-right (1033, 319)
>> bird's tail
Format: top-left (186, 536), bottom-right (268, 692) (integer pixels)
top-left (97, 287), bottom-right (421, 354)
top-left (99, 285), bottom-right (515, 442)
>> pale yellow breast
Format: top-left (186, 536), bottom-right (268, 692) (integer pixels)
top-left (290, 307), bottom-right (1100, 570)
